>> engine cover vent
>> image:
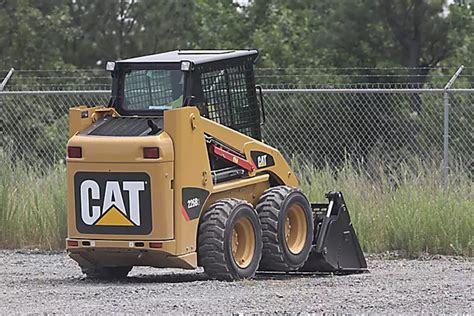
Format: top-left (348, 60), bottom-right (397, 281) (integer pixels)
top-left (84, 117), bottom-right (163, 136)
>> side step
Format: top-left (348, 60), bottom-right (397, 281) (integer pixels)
top-left (300, 191), bottom-right (368, 273)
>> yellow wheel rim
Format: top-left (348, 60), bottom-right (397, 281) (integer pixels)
top-left (284, 203), bottom-right (307, 254)
top-left (231, 217), bottom-right (255, 269)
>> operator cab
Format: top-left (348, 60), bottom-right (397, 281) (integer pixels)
top-left (107, 50), bottom-right (262, 139)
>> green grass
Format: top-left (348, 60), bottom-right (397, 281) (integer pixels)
top-left (297, 160), bottom-right (473, 257)
top-left (0, 153), bottom-right (472, 256)
top-left (0, 152), bottom-right (67, 249)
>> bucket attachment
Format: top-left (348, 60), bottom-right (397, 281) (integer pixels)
top-left (300, 191), bottom-right (368, 273)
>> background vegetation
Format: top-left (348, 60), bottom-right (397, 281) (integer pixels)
top-left (0, 0), bottom-right (472, 255)
top-left (1, 153), bottom-right (471, 256)
top-left (0, 0), bottom-right (472, 74)
top-left (1, 0), bottom-right (473, 167)
top-left (0, 153), bottom-right (66, 249)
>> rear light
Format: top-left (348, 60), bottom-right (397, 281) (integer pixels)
top-left (67, 146), bottom-right (82, 158)
top-left (143, 147), bottom-right (159, 159)
top-left (67, 240), bottom-right (79, 247)
top-left (149, 242), bottom-right (163, 249)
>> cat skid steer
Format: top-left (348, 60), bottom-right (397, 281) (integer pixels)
top-left (66, 50), bottom-right (367, 280)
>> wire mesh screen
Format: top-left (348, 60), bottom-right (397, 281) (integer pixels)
top-left (199, 60), bottom-right (260, 139)
top-left (123, 70), bottom-right (183, 110)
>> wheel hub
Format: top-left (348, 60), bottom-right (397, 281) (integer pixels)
top-left (231, 217), bottom-right (255, 268)
top-left (285, 203), bottom-right (307, 254)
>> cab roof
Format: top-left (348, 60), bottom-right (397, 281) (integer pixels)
top-left (118, 49), bottom-right (258, 65)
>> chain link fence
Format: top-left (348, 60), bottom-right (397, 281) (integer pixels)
top-left (1, 69), bottom-right (472, 185)
top-left (1, 90), bottom-right (109, 165)
top-left (262, 89), bottom-right (472, 176)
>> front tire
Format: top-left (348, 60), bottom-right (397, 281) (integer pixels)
top-left (198, 198), bottom-right (263, 281)
top-left (256, 186), bottom-right (314, 271)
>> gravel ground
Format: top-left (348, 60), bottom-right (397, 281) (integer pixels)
top-left (0, 250), bottom-right (472, 314)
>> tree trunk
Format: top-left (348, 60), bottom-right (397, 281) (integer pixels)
top-left (407, 41), bottom-right (424, 113)
top-left (118, 0), bottom-right (125, 59)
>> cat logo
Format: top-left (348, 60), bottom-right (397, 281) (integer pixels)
top-left (257, 154), bottom-right (267, 168)
top-left (250, 151), bottom-right (275, 170)
top-left (74, 172), bottom-right (152, 234)
top-left (80, 180), bottom-right (144, 226)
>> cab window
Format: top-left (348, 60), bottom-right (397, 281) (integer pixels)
top-left (123, 69), bottom-right (184, 111)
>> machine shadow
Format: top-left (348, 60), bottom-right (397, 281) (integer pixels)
top-left (80, 271), bottom-right (332, 284)
top-left (120, 273), bottom-right (209, 284)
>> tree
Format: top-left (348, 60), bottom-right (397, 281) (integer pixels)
top-left (193, 0), bottom-right (252, 49)
top-left (247, 0), bottom-right (471, 83)
top-left (135, 0), bottom-right (197, 53)
top-left (62, 0), bottom-right (200, 68)
top-left (0, 0), bottom-right (73, 70)
top-left (63, 0), bottom-right (141, 67)
top-left (446, 1), bottom-right (473, 86)
top-left (378, 0), bottom-right (460, 87)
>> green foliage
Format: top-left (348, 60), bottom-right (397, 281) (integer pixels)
top-left (194, 0), bottom-right (252, 49)
top-left (0, 0), bottom-right (73, 70)
top-left (0, 153), bottom-right (471, 256)
top-left (0, 0), bottom-right (472, 255)
top-left (1, 0), bottom-right (472, 71)
top-left (2, 94), bottom-right (69, 165)
top-left (296, 159), bottom-right (473, 257)
top-left (0, 152), bottom-right (67, 249)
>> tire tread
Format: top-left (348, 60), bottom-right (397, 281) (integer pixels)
top-left (256, 186), bottom-right (312, 271)
top-left (198, 198), bottom-right (260, 280)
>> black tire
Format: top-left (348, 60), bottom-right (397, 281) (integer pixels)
top-left (81, 266), bottom-right (132, 280)
top-left (256, 186), bottom-right (314, 271)
top-left (198, 198), bottom-right (263, 281)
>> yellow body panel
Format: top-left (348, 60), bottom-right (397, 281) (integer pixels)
top-left (69, 106), bottom-right (119, 138)
top-left (66, 106), bottom-right (297, 269)
top-left (163, 109), bottom-right (213, 255)
top-left (207, 176), bottom-right (271, 209)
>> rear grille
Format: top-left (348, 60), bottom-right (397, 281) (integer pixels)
top-left (87, 117), bottom-right (162, 136)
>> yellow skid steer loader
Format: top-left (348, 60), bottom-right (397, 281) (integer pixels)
top-left (66, 50), bottom-right (367, 280)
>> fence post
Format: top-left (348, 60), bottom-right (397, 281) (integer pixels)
top-left (0, 68), bottom-right (15, 91)
top-left (442, 65), bottom-right (464, 190)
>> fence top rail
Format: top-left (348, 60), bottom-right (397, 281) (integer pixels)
top-left (262, 88), bottom-right (474, 94)
top-left (0, 90), bottom-right (111, 96)
top-left (0, 88), bottom-right (473, 96)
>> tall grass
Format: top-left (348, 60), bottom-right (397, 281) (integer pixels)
top-left (297, 159), bottom-right (473, 257)
top-left (0, 152), bottom-right (67, 249)
top-left (0, 153), bottom-right (472, 256)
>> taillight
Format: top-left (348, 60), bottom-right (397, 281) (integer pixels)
top-left (149, 242), bottom-right (163, 249)
top-left (67, 146), bottom-right (82, 158)
top-left (143, 147), bottom-right (159, 159)
top-left (67, 240), bottom-right (79, 247)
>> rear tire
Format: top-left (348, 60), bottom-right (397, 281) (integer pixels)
top-left (198, 198), bottom-right (263, 281)
top-left (81, 266), bottom-right (132, 280)
top-left (256, 186), bottom-right (314, 271)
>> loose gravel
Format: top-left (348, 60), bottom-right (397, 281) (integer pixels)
top-left (0, 250), bottom-right (472, 314)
